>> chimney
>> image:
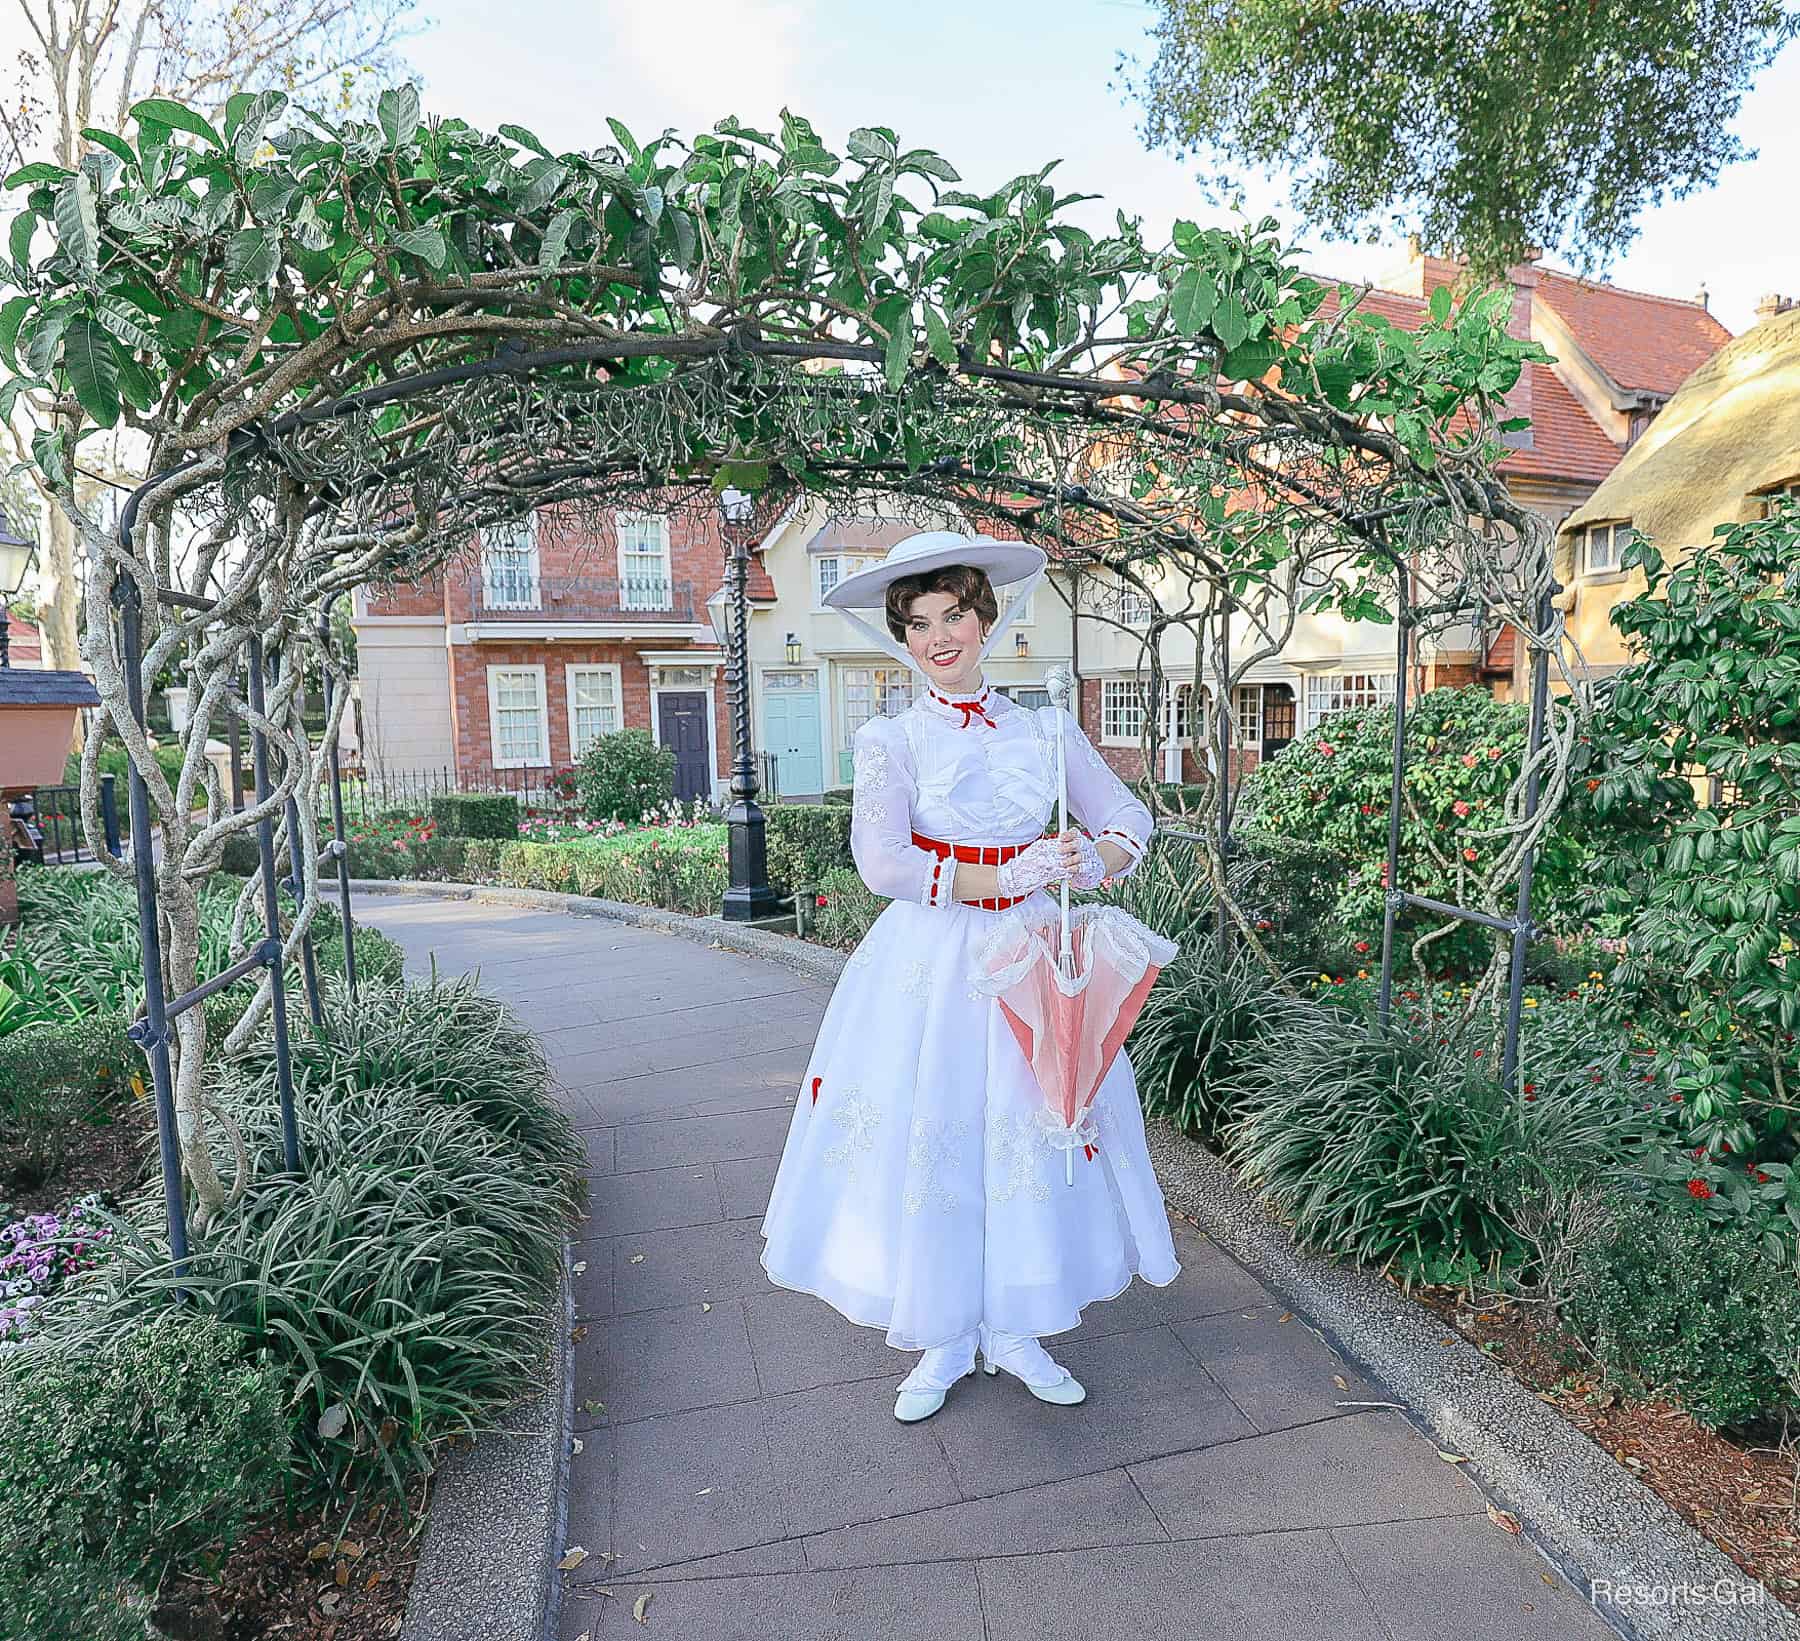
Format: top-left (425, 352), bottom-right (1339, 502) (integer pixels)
top-left (1694, 281), bottom-right (1709, 310)
top-left (1755, 293), bottom-right (1795, 322)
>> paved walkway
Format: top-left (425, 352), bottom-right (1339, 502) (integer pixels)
top-left (356, 890), bottom-right (1613, 1641)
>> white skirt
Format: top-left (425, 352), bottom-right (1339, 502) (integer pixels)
top-left (759, 889), bottom-right (1182, 1351)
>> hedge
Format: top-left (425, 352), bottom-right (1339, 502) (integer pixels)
top-left (763, 803), bottom-right (853, 897)
top-left (428, 791), bottom-right (519, 839)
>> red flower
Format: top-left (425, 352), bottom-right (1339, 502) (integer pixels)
top-left (1317, 742), bottom-right (1335, 757)
top-left (1452, 800), bottom-right (1471, 818)
top-left (1462, 847), bottom-right (1478, 862)
top-left (1522, 1082), bottom-right (1536, 1093)
top-left (1487, 746), bottom-right (1502, 760)
top-left (1755, 1169), bottom-right (1773, 1184)
top-left (815, 893), bottom-right (830, 908)
top-left (1687, 1179), bottom-right (1713, 1200)
top-left (1461, 753), bottom-right (1478, 768)
top-left (1586, 778), bottom-right (1600, 793)
top-left (1354, 940), bottom-right (1370, 953)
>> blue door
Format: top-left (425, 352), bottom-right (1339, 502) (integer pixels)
top-left (763, 672), bottom-right (823, 797)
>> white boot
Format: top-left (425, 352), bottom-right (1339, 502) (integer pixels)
top-left (894, 1327), bottom-right (979, 1422)
top-left (977, 1321), bottom-right (1087, 1405)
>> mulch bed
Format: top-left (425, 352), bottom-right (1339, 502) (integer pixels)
top-left (1, 1098), bottom-right (157, 1216)
top-left (152, 1479), bottom-right (430, 1641)
top-left (1407, 1282), bottom-right (1800, 1608)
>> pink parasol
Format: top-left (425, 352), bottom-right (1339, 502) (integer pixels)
top-left (971, 668), bottom-right (1177, 1184)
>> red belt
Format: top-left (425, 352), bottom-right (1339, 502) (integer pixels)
top-left (911, 830), bottom-right (1035, 910)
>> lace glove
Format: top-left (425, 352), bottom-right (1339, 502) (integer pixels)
top-left (996, 836), bottom-right (1069, 898)
top-left (1067, 831), bottom-right (1108, 890)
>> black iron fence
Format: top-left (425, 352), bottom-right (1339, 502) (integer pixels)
top-left (14, 775), bottom-right (121, 865)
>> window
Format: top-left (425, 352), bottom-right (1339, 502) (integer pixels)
top-left (1304, 671), bottom-right (1395, 731)
top-left (1234, 685), bottom-right (1263, 745)
top-left (1102, 677), bottom-right (1147, 742)
top-left (1580, 521), bottom-right (1633, 577)
top-left (566, 664), bottom-right (622, 761)
top-left (999, 585), bottom-right (1034, 626)
top-left (840, 665), bottom-right (914, 744)
top-left (487, 665), bottom-right (548, 768)
top-left (1759, 479), bottom-right (1800, 518)
top-left (617, 512), bottom-right (672, 610)
top-left (480, 513), bottom-right (540, 609)
top-left (1119, 586), bottom-right (1153, 626)
top-left (816, 553), bottom-right (878, 605)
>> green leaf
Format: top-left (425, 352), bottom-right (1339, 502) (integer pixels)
top-left (884, 314), bottom-right (913, 390)
top-left (922, 305), bottom-right (957, 370)
top-left (290, 197), bottom-right (333, 253)
top-left (31, 426), bottom-right (65, 488)
top-left (539, 208), bottom-right (577, 268)
top-left (226, 226), bottom-right (279, 286)
top-left (1428, 284), bottom-right (1453, 324)
top-left (605, 117), bottom-right (642, 163)
top-left (3, 162), bottom-right (71, 188)
top-left (377, 84), bottom-right (421, 150)
top-left (0, 295), bottom-right (30, 372)
top-left (128, 98), bottom-right (224, 150)
top-left (95, 298), bottom-right (157, 353)
top-left (7, 210), bottom-right (35, 275)
top-left (0, 373), bottom-right (42, 421)
top-left (847, 127), bottom-right (897, 164)
top-left (1212, 290), bottom-right (1250, 351)
top-left (80, 129), bottom-right (137, 171)
top-left (61, 315), bottom-right (120, 427)
top-left (232, 91), bottom-right (288, 166)
top-left (1168, 267), bottom-right (1216, 337)
top-left (499, 123), bottom-right (551, 158)
top-left (392, 224), bottom-right (449, 269)
top-left (21, 305), bottom-right (71, 375)
top-left (54, 174), bottom-right (99, 276)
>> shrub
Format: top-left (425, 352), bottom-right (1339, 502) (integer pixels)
top-left (231, 975), bottom-right (583, 1217)
top-left (1237, 686), bottom-right (1596, 975)
top-left (1219, 1000), bottom-right (1657, 1286)
top-left (0, 1309), bottom-right (289, 1641)
top-left (1574, 508), bottom-right (1800, 1169)
top-left (0, 1016), bottom-right (136, 1191)
top-left (764, 802), bottom-right (854, 898)
top-left (429, 791), bottom-right (519, 839)
top-left (1565, 1190), bottom-right (1800, 1430)
top-left (808, 866), bottom-right (886, 949)
top-left (574, 727), bottom-right (675, 823)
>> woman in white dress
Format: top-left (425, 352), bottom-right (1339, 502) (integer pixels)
top-left (758, 530), bottom-right (1181, 1422)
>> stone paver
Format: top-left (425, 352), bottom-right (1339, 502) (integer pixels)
top-left (354, 890), bottom-right (1616, 1641)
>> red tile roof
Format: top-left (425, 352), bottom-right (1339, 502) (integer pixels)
top-left (1498, 364), bottom-right (1622, 483)
top-left (1534, 269), bottom-right (1732, 396)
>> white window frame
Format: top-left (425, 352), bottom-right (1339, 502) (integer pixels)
top-left (1580, 520), bottom-right (1632, 577)
top-left (1000, 584), bottom-right (1035, 626)
top-left (487, 664), bottom-right (550, 769)
top-left (816, 552), bottom-right (878, 608)
top-left (480, 512), bottom-right (541, 610)
top-left (839, 664), bottom-right (914, 748)
top-left (1234, 684), bottom-right (1263, 745)
top-left (565, 662), bottom-right (624, 763)
top-left (617, 511), bottom-right (673, 611)
top-left (1118, 586), bottom-right (1153, 626)
top-left (1101, 677), bottom-right (1147, 744)
top-left (1304, 670), bottom-right (1396, 732)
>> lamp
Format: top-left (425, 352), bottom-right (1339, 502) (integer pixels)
top-left (0, 498), bottom-right (38, 669)
top-left (785, 631), bottom-right (801, 665)
top-left (715, 486), bottom-right (782, 922)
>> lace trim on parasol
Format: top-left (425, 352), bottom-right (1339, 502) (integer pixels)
top-left (968, 903), bottom-right (1180, 997)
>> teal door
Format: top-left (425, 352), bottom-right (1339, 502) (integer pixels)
top-left (763, 672), bottom-right (823, 797)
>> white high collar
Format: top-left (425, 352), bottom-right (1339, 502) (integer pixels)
top-left (917, 680), bottom-right (1003, 726)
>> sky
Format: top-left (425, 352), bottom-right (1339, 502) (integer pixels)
top-left (391, 0), bottom-right (1800, 336)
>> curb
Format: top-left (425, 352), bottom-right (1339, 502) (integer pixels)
top-left (1141, 1123), bottom-right (1793, 1641)
top-left (354, 877), bottom-right (1792, 1641)
top-left (334, 877), bottom-right (849, 985)
top-left (398, 1255), bottom-right (575, 1641)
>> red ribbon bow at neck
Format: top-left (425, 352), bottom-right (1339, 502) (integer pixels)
top-left (931, 686), bottom-right (996, 729)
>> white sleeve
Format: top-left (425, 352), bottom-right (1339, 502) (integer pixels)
top-left (849, 717), bottom-right (960, 908)
top-left (1051, 706), bottom-right (1153, 880)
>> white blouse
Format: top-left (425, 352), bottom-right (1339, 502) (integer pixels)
top-left (849, 683), bottom-right (1154, 909)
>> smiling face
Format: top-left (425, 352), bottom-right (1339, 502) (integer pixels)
top-left (902, 588), bottom-right (991, 691)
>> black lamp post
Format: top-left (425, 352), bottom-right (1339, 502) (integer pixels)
top-left (0, 501), bottom-right (37, 669)
top-left (712, 488), bottom-right (783, 921)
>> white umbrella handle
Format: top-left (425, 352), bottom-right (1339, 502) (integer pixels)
top-left (1055, 704), bottom-right (1073, 974)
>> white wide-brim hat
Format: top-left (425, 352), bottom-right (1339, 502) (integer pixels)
top-left (821, 530), bottom-right (1048, 679)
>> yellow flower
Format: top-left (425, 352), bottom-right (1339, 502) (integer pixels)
top-left (1319, 972), bottom-right (1332, 983)
top-left (1524, 997), bottom-right (1538, 1008)
top-left (1356, 969), bottom-right (1368, 980)
top-left (1588, 970), bottom-right (1603, 980)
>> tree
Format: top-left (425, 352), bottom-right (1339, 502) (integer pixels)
top-left (0, 0), bottom-right (421, 701)
top-left (1119, 0), bottom-right (1800, 279)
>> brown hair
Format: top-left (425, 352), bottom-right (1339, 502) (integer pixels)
top-left (883, 563), bottom-right (998, 644)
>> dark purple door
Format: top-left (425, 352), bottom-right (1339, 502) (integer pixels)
top-left (659, 692), bottom-right (711, 802)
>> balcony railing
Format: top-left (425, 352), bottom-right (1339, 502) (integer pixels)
top-left (468, 572), bottom-right (695, 623)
